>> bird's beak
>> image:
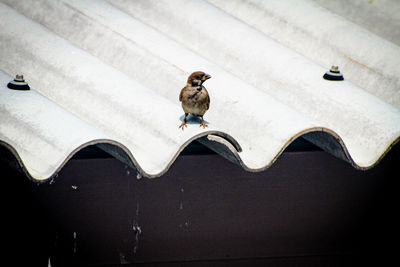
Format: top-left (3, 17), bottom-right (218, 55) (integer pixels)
top-left (203, 74), bottom-right (211, 80)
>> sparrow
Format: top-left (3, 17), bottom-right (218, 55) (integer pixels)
top-left (179, 71), bottom-right (211, 130)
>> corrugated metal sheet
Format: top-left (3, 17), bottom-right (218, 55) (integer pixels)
top-left (1, 0), bottom-right (399, 182)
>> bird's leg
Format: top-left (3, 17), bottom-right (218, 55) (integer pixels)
top-left (199, 116), bottom-right (208, 128)
top-left (179, 113), bottom-right (188, 130)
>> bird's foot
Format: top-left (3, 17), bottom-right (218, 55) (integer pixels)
top-left (179, 120), bottom-right (187, 130)
top-left (199, 120), bottom-right (208, 129)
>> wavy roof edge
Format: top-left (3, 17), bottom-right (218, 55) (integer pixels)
top-left (1, 125), bottom-right (399, 183)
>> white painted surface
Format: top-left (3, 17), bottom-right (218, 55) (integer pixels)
top-left (109, 0), bottom-right (400, 166)
top-left (0, 71), bottom-right (109, 179)
top-left (0, 0), bottom-right (399, 181)
top-left (207, 0), bottom-right (400, 107)
top-left (312, 0), bottom-right (400, 46)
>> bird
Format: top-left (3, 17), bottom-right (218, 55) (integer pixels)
top-left (179, 71), bottom-right (211, 130)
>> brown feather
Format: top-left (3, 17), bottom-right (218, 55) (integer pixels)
top-left (179, 87), bottom-right (184, 102)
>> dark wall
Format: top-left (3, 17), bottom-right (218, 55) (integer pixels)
top-left (1, 144), bottom-right (399, 266)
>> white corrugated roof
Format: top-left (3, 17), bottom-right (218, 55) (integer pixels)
top-left (1, 0), bottom-right (399, 181)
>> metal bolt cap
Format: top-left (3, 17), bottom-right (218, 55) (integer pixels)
top-left (323, 66), bottom-right (344, 81)
top-left (14, 74), bottom-right (25, 82)
top-left (7, 74), bottom-right (30, 90)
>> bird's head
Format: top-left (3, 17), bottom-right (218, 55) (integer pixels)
top-left (187, 71), bottom-right (211, 88)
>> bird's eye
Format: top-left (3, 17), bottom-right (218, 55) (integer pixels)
top-left (196, 75), bottom-right (201, 79)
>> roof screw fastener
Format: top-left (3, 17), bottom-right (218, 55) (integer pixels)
top-left (323, 66), bottom-right (344, 81)
top-left (7, 74), bottom-right (30, 90)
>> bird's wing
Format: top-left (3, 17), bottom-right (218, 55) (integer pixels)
top-left (205, 88), bottom-right (210, 110)
top-left (179, 87), bottom-right (185, 102)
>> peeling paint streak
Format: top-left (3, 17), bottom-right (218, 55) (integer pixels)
top-left (132, 202), bottom-right (141, 254)
top-left (73, 231), bottom-right (77, 255)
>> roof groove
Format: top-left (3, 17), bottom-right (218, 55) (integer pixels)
top-left (0, 5), bottom-right (188, 166)
top-left (206, 0), bottom-right (400, 107)
top-left (108, 0), bottom-right (400, 166)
